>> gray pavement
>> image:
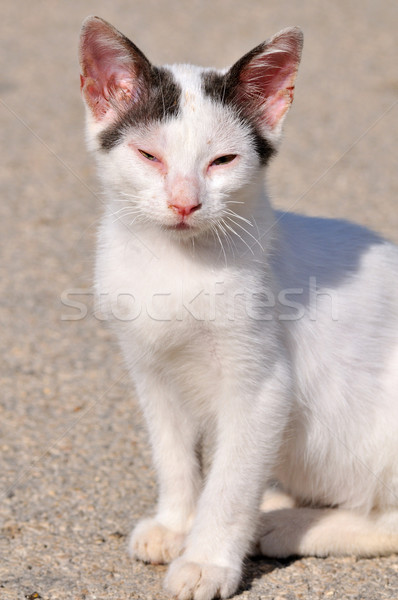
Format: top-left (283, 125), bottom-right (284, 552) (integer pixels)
top-left (1, 1), bottom-right (397, 599)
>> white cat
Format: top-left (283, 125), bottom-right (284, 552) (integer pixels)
top-left (79, 16), bottom-right (398, 600)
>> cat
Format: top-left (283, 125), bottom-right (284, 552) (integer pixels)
top-left (79, 16), bottom-right (398, 600)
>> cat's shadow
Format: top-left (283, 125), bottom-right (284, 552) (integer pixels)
top-left (273, 211), bottom-right (386, 293)
top-left (238, 555), bottom-right (299, 595)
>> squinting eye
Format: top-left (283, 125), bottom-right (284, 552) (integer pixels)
top-left (138, 149), bottom-right (159, 162)
top-left (210, 154), bottom-right (237, 167)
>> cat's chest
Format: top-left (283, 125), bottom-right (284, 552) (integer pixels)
top-left (95, 229), bottom-right (251, 348)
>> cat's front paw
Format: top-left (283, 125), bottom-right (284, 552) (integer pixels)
top-left (129, 518), bottom-right (185, 564)
top-left (164, 557), bottom-right (241, 600)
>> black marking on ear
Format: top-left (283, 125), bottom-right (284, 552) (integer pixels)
top-left (99, 67), bottom-right (181, 151)
top-left (251, 132), bottom-right (275, 165)
top-left (202, 69), bottom-right (275, 166)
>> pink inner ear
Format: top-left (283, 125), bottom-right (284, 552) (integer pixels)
top-left (238, 31), bottom-right (302, 131)
top-left (253, 57), bottom-right (297, 129)
top-left (80, 23), bottom-right (137, 120)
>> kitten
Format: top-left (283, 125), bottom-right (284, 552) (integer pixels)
top-left (79, 16), bottom-right (398, 600)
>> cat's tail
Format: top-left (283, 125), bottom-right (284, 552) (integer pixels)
top-left (256, 500), bottom-right (398, 558)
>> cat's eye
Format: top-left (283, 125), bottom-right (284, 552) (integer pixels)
top-left (210, 154), bottom-right (237, 167)
top-left (138, 149), bottom-right (159, 162)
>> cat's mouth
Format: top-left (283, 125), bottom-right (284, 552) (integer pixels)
top-left (170, 222), bottom-right (191, 230)
top-left (165, 220), bottom-right (196, 232)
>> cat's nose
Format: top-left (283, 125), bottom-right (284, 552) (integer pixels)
top-left (169, 201), bottom-right (202, 217)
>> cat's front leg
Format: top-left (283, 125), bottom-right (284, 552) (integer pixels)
top-left (129, 371), bottom-right (202, 565)
top-left (165, 364), bottom-right (290, 599)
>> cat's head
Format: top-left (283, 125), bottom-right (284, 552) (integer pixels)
top-left (79, 17), bottom-right (303, 239)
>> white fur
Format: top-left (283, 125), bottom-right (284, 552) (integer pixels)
top-left (82, 32), bottom-right (398, 600)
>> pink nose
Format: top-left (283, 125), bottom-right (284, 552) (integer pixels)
top-left (169, 202), bottom-right (202, 217)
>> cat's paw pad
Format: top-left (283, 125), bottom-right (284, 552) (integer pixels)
top-left (129, 518), bottom-right (185, 564)
top-left (164, 557), bottom-right (240, 600)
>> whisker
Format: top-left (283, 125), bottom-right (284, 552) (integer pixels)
top-left (221, 218), bottom-right (255, 256)
top-left (110, 208), bottom-right (143, 225)
top-left (224, 216), bottom-right (264, 252)
top-left (224, 209), bottom-right (254, 227)
top-left (114, 190), bottom-right (143, 202)
top-left (211, 223), bottom-right (228, 266)
top-left (128, 215), bottom-right (145, 226)
top-left (217, 221), bottom-right (236, 259)
top-left (117, 190), bottom-right (142, 198)
top-left (110, 206), bottom-right (141, 216)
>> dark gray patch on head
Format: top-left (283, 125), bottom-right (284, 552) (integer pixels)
top-left (202, 66), bottom-right (275, 166)
top-left (202, 70), bottom-right (230, 104)
top-left (100, 66), bottom-right (181, 151)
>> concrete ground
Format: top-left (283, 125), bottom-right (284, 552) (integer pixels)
top-left (1, 1), bottom-right (397, 598)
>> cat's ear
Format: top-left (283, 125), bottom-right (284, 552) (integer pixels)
top-left (228, 27), bottom-right (303, 141)
top-left (79, 16), bottom-right (151, 121)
